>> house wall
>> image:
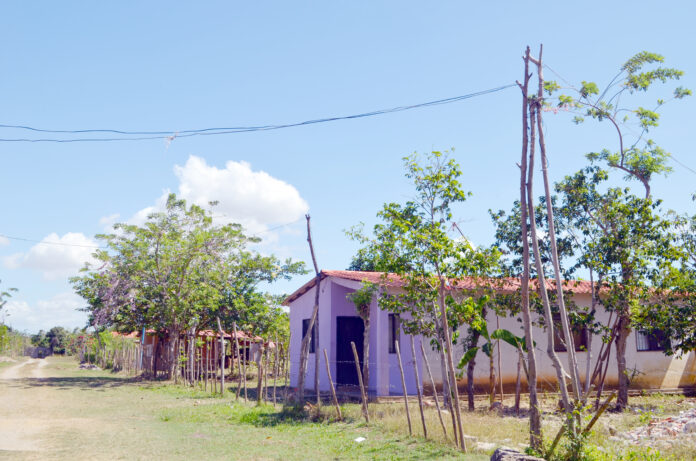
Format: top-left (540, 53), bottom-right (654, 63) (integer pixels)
top-left (289, 276), bottom-right (424, 396)
top-left (424, 292), bottom-right (696, 392)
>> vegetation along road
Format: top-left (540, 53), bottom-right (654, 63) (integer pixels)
top-left (0, 356), bottom-right (480, 461)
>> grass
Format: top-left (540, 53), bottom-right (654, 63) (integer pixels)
top-left (0, 356), bottom-right (482, 460)
top-left (3, 356), bottom-right (695, 460)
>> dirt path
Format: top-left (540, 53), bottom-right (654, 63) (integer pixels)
top-left (0, 358), bottom-right (50, 454)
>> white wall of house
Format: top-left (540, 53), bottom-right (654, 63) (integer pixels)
top-left (289, 276), bottom-right (424, 396)
top-left (289, 274), bottom-right (696, 396)
top-left (424, 292), bottom-right (696, 392)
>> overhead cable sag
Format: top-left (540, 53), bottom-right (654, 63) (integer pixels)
top-left (0, 84), bottom-right (516, 143)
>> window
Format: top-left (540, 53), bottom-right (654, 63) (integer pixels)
top-left (552, 315), bottom-right (588, 352)
top-left (302, 319), bottom-right (317, 354)
top-left (636, 330), bottom-right (669, 352)
top-left (388, 314), bottom-right (400, 354)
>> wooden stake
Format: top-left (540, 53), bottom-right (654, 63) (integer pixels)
top-left (323, 349), bottom-right (342, 420)
top-left (257, 345), bottom-right (264, 405)
top-left (273, 334), bottom-right (279, 406)
top-left (217, 317), bottom-right (225, 396)
top-left (395, 340), bottom-right (412, 436)
top-left (409, 335), bottom-right (427, 438)
top-left (233, 323), bottom-right (242, 400)
top-left (420, 341), bottom-right (448, 440)
top-left (351, 341), bottom-right (369, 422)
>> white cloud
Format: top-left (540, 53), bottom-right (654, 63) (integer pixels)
top-left (131, 155), bottom-right (310, 236)
top-left (0, 235), bottom-right (9, 246)
top-left (2, 292), bottom-right (87, 333)
top-left (98, 213), bottom-right (120, 231)
top-left (3, 232), bottom-right (98, 281)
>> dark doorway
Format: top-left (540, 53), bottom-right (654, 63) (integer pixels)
top-left (336, 316), bottom-right (364, 386)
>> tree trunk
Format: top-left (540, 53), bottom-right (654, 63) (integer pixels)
top-left (518, 46), bottom-right (542, 451)
top-left (615, 313), bottom-right (631, 409)
top-left (362, 316), bottom-right (370, 394)
top-left (167, 329), bottom-right (180, 380)
top-left (466, 329), bottom-right (480, 411)
top-left (489, 343), bottom-right (496, 406)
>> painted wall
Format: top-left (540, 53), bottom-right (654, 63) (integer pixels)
top-left (424, 292), bottom-right (696, 392)
top-left (289, 276), bottom-right (424, 396)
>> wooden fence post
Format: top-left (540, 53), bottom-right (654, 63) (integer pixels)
top-left (351, 341), bottom-right (369, 422)
top-left (323, 349), bottom-right (342, 420)
top-left (409, 335), bottom-right (427, 438)
top-left (233, 323), bottom-right (242, 401)
top-left (395, 340), bottom-right (412, 436)
top-left (420, 341), bottom-right (448, 440)
top-left (273, 334), bottom-right (279, 406)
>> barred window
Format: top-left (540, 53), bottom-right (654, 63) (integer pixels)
top-left (302, 319), bottom-right (317, 354)
top-left (636, 330), bottom-right (669, 352)
top-left (552, 314), bottom-right (588, 352)
top-left (388, 314), bottom-right (400, 354)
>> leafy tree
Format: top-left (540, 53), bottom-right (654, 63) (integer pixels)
top-left (346, 281), bottom-right (378, 392)
top-left (547, 51), bottom-right (689, 409)
top-left (46, 326), bottom-right (70, 354)
top-left (71, 193), bottom-right (303, 379)
top-left (348, 150), bottom-right (501, 451)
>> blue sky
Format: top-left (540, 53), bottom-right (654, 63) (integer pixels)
top-left (0, 2), bottom-right (694, 332)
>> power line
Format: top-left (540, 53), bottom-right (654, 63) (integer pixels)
top-left (0, 234), bottom-right (104, 248)
top-left (0, 84), bottom-right (516, 143)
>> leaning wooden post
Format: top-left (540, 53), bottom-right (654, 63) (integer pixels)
top-left (420, 341), bottom-right (448, 440)
top-left (323, 348), bottom-right (342, 420)
top-left (395, 340), bottom-right (412, 436)
top-left (242, 342), bottom-right (248, 401)
top-left (273, 334), bottom-right (280, 406)
top-left (256, 344), bottom-right (265, 405)
top-left (217, 317), bottom-right (225, 396)
top-left (351, 341), bottom-right (369, 422)
top-left (204, 337), bottom-right (209, 392)
top-left (233, 323), bottom-right (243, 400)
top-left (409, 335), bottom-right (428, 438)
top-left (262, 343), bottom-right (269, 401)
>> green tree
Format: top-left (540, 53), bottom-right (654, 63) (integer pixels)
top-left (71, 193), bottom-right (303, 379)
top-left (348, 150), bottom-right (500, 451)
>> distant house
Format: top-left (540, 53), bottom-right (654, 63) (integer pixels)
top-left (284, 270), bottom-right (696, 397)
top-left (131, 328), bottom-right (263, 377)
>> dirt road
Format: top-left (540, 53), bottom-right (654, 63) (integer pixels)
top-left (0, 359), bottom-right (52, 454)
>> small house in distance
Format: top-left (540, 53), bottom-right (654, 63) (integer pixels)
top-left (284, 270), bottom-right (696, 397)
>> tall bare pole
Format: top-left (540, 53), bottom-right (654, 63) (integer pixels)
top-left (297, 214), bottom-right (321, 403)
top-left (531, 45), bottom-right (583, 402)
top-left (517, 46), bottom-right (542, 451)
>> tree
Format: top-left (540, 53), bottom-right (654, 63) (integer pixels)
top-left (547, 50), bottom-right (689, 409)
top-left (46, 327), bottom-right (70, 354)
top-left (0, 280), bottom-right (18, 323)
top-left (349, 149), bottom-right (500, 452)
top-left (71, 193), bottom-right (304, 379)
top-left (346, 281), bottom-right (378, 394)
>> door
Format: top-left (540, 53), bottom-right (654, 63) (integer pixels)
top-left (336, 316), bottom-right (365, 386)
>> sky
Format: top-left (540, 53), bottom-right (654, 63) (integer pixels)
top-left (0, 1), bottom-right (694, 333)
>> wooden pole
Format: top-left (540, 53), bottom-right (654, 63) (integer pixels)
top-left (323, 349), bottom-right (342, 420)
top-left (205, 337), bottom-right (209, 392)
top-left (351, 341), bottom-right (369, 422)
top-left (409, 335), bottom-right (427, 438)
top-left (273, 334), bottom-right (279, 406)
top-left (217, 317), bottom-right (225, 396)
top-left (233, 323), bottom-right (243, 401)
top-left (395, 340), bottom-right (412, 436)
top-left (420, 341), bottom-right (448, 440)
top-left (242, 342), bottom-right (248, 401)
top-left (263, 344), bottom-right (269, 401)
top-left (257, 345), bottom-right (264, 405)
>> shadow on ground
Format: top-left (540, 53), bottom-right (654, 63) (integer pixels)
top-left (8, 376), bottom-right (136, 392)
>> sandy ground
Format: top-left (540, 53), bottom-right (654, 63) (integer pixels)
top-left (0, 358), bottom-right (50, 454)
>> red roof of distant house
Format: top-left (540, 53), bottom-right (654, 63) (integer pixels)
top-left (282, 270), bottom-right (594, 305)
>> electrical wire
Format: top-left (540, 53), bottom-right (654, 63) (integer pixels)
top-left (0, 234), bottom-right (104, 248)
top-left (0, 84), bottom-right (516, 143)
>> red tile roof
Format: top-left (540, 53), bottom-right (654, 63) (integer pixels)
top-left (282, 270), bottom-right (594, 305)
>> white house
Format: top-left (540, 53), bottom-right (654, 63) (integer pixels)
top-left (284, 270), bottom-right (696, 396)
